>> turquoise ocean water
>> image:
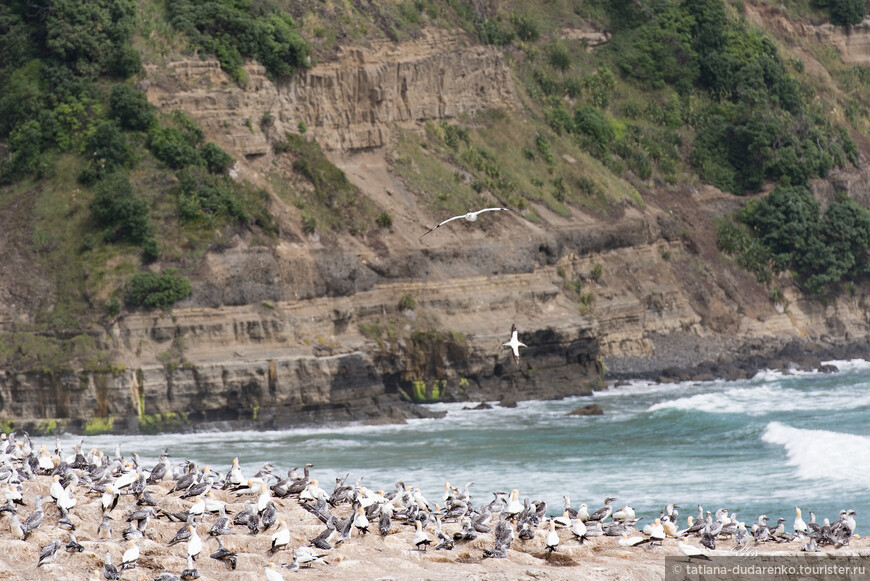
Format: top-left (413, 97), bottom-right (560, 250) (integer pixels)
top-left (61, 359), bottom-right (870, 533)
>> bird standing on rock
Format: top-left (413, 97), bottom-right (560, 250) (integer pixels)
top-left (209, 536), bottom-right (237, 570)
top-left (678, 539), bottom-right (712, 561)
top-left (545, 519), bottom-right (560, 553)
top-left (37, 539), bottom-right (62, 567)
top-left (264, 562), bottom-right (284, 581)
top-left (187, 525), bottom-right (203, 561)
top-left (270, 520), bottom-right (290, 554)
top-left (103, 550), bottom-right (120, 581)
top-left (413, 520), bottom-right (431, 551)
top-left (121, 540), bottom-right (139, 570)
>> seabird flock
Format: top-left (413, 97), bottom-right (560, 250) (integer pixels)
top-left (0, 430), bottom-right (861, 578)
top-left (0, 207), bottom-right (860, 578)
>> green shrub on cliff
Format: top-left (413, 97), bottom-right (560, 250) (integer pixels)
top-left (818, 0), bottom-right (866, 26)
top-left (126, 270), bottom-right (192, 310)
top-left (90, 172), bottom-right (153, 245)
top-left (723, 186), bottom-right (870, 293)
top-left (166, 0), bottom-right (309, 83)
top-left (594, 0), bottom-right (856, 194)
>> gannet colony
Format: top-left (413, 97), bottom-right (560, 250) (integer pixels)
top-left (0, 431), bottom-right (864, 581)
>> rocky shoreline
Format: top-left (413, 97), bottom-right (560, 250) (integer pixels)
top-left (604, 334), bottom-right (870, 384)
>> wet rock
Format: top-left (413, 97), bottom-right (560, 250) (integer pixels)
top-left (462, 402), bottom-right (493, 410)
top-left (566, 404), bottom-right (603, 416)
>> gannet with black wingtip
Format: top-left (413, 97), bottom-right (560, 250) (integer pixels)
top-left (296, 546), bottom-right (327, 567)
top-left (413, 520), bottom-right (431, 551)
top-left (102, 484), bottom-right (119, 514)
top-left (120, 540), bottom-right (139, 570)
top-left (502, 324), bottom-right (527, 367)
top-left (553, 510), bottom-right (572, 528)
top-left (419, 207), bottom-right (512, 239)
top-left (646, 518), bottom-right (665, 546)
top-left (618, 532), bottom-right (650, 547)
top-left (354, 506), bottom-right (370, 535)
top-left (678, 539), bottom-right (711, 560)
top-left (571, 517), bottom-right (588, 543)
top-left (113, 463), bottom-right (139, 491)
top-left (187, 525), bottom-right (202, 561)
top-left (269, 520), bottom-right (290, 554)
top-left (545, 519), bottom-right (560, 553)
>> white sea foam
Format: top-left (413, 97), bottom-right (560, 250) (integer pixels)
top-left (762, 421), bottom-right (870, 485)
top-left (821, 359), bottom-right (870, 373)
top-left (648, 383), bottom-right (870, 415)
top-left (592, 379), bottom-right (710, 399)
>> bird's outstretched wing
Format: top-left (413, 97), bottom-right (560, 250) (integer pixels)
top-left (419, 214), bottom-right (466, 239)
top-left (419, 207), bottom-right (513, 239)
top-left (474, 207), bottom-right (511, 216)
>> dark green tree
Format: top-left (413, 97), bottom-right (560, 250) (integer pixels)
top-left (109, 85), bottom-right (155, 131)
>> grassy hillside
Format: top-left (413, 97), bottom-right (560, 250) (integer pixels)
top-left (1, 0), bottom-right (870, 373)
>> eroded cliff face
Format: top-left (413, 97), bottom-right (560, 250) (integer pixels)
top-left (147, 29), bottom-right (517, 156)
top-left (4, 27), bottom-right (870, 435)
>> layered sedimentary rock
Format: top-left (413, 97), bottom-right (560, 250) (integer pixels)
top-left (148, 30), bottom-right (516, 154)
top-left (6, 26), bottom-right (870, 435)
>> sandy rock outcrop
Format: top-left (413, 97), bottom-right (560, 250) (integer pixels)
top-left (148, 29), bottom-right (516, 157)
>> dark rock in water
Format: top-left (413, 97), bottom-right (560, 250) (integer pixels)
top-left (567, 404), bottom-right (603, 416)
top-left (462, 402), bottom-right (493, 411)
top-left (498, 397), bottom-right (517, 408)
top-left (818, 364), bottom-right (839, 373)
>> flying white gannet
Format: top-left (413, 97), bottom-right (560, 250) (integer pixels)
top-left (502, 324), bottom-right (527, 368)
top-left (419, 207), bottom-right (512, 239)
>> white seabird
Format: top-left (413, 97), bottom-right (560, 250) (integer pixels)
top-left (505, 489), bottom-right (523, 517)
top-left (794, 507), bottom-right (807, 535)
top-left (295, 546), bottom-right (327, 567)
top-left (187, 525), bottom-right (202, 561)
top-left (419, 207), bottom-right (512, 239)
top-left (545, 519), bottom-right (560, 552)
top-left (678, 539), bottom-right (712, 561)
top-left (264, 562), bottom-right (284, 581)
top-left (618, 532), bottom-right (649, 547)
top-left (120, 540), bottom-right (139, 569)
top-left (413, 520), bottom-right (431, 551)
top-left (502, 324), bottom-right (527, 368)
top-left (270, 520), bottom-right (290, 554)
top-left (571, 517), bottom-right (588, 542)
